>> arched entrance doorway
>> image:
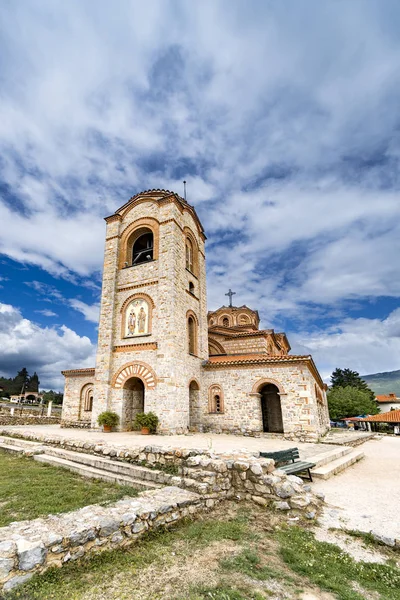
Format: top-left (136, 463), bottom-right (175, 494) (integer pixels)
top-left (122, 377), bottom-right (145, 430)
top-left (189, 380), bottom-right (200, 430)
top-left (260, 384), bottom-right (283, 433)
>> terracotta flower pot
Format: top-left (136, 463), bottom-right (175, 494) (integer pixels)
top-left (103, 425), bottom-right (112, 433)
top-left (141, 426), bottom-right (150, 435)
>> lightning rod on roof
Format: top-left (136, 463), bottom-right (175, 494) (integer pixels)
top-left (183, 180), bottom-right (187, 201)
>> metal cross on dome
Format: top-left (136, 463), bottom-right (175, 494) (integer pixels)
top-left (225, 289), bottom-right (236, 307)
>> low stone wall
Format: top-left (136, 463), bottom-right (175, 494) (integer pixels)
top-left (0, 416), bottom-right (60, 426)
top-left (60, 420), bottom-right (91, 429)
top-left (0, 429), bottom-right (324, 513)
top-left (0, 486), bottom-right (203, 592)
top-left (0, 429), bottom-right (325, 592)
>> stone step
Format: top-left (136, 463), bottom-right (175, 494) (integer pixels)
top-left (0, 442), bottom-right (27, 454)
top-left (43, 447), bottom-right (172, 485)
top-left (307, 446), bottom-right (353, 468)
top-left (311, 449), bottom-right (365, 480)
top-left (0, 436), bottom-right (44, 450)
top-left (33, 454), bottom-right (162, 491)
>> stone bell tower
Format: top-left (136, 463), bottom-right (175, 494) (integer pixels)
top-left (91, 189), bottom-right (208, 433)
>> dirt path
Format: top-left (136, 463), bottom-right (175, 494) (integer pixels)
top-left (313, 436), bottom-right (400, 542)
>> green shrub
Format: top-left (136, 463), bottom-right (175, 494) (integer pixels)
top-left (133, 411), bottom-right (159, 433)
top-left (97, 411), bottom-right (120, 428)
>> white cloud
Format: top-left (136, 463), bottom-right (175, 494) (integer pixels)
top-left (0, 302), bottom-right (95, 389)
top-left (291, 308), bottom-right (400, 380)
top-left (35, 309), bottom-right (57, 317)
top-left (69, 299), bottom-right (100, 323)
top-left (0, 0), bottom-right (400, 375)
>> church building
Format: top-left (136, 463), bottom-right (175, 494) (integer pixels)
top-left (61, 189), bottom-right (330, 441)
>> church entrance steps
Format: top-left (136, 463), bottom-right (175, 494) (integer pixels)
top-left (33, 453), bottom-right (163, 491)
top-left (320, 431), bottom-right (377, 447)
top-left (0, 436), bottom-right (45, 455)
top-left (42, 446), bottom-right (174, 485)
top-left (306, 446), bottom-right (353, 469)
top-left (0, 441), bottom-right (27, 455)
top-left (310, 449), bottom-right (365, 480)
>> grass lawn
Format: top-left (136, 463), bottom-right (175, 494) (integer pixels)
top-left (0, 450), bottom-right (138, 526)
top-left (4, 502), bottom-right (400, 600)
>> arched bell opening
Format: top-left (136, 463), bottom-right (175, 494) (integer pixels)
top-left (260, 383), bottom-right (283, 433)
top-left (122, 377), bottom-right (145, 430)
top-left (132, 230), bottom-right (154, 265)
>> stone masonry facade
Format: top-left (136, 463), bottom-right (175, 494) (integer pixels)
top-left (61, 189), bottom-right (330, 440)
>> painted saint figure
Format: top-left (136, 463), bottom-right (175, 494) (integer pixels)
top-left (128, 309), bottom-right (136, 335)
top-left (138, 306), bottom-right (146, 333)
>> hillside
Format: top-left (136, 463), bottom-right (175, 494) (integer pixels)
top-left (362, 369), bottom-right (400, 396)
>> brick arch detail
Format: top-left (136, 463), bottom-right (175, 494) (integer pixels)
top-left (208, 339), bottom-right (226, 356)
top-left (188, 377), bottom-right (200, 390)
top-left (119, 217), bottom-right (160, 269)
top-left (251, 378), bottom-right (286, 395)
top-left (120, 292), bottom-right (155, 313)
top-left (112, 361), bottom-right (157, 390)
top-left (219, 313), bottom-right (232, 326)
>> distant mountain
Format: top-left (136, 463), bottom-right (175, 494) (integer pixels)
top-left (361, 370), bottom-right (400, 396)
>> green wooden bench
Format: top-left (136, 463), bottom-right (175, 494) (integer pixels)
top-left (259, 447), bottom-right (315, 481)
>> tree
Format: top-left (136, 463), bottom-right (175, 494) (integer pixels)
top-left (28, 372), bottom-right (40, 392)
top-left (330, 368), bottom-right (375, 401)
top-left (327, 386), bottom-right (379, 421)
top-left (42, 390), bottom-right (63, 405)
top-left (11, 368), bottom-right (30, 395)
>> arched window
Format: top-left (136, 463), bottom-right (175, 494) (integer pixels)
top-left (132, 231), bottom-right (153, 265)
top-left (85, 392), bottom-right (93, 412)
top-left (189, 281), bottom-right (195, 294)
top-left (208, 385), bottom-right (224, 414)
top-left (186, 237), bottom-right (194, 272)
top-left (188, 315), bottom-right (196, 355)
top-left (80, 384), bottom-right (94, 419)
top-left (222, 317), bottom-right (229, 327)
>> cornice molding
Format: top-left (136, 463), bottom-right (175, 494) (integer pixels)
top-left (113, 342), bottom-right (157, 352)
top-left (61, 368), bottom-right (96, 377)
top-left (117, 280), bottom-right (158, 292)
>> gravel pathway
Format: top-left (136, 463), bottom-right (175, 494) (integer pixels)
top-left (313, 436), bottom-right (400, 543)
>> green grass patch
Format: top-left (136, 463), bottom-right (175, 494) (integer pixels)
top-left (184, 585), bottom-right (266, 600)
top-left (345, 528), bottom-right (399, 551)
top-left (0, 449), bottom-right (138, 526)
top-left (276, 525), bottom-right (400, 600)
top-left (220, 547), bottom-right (286, 582)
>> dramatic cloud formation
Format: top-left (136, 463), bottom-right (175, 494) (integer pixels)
top-left (0, 303), bottom-right (95, 389)
top-left (1, 0), bottom-right (400, 384)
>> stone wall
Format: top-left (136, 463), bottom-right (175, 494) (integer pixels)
top-left (0, 430), bottom-right (324, 511)
top-left (222, 335), bottom-right (268, 355)
top-left (60, 420), bottom-right (91, 429)
top-left (0, 430), bottom-right (324, 592)
top-left (0, 416), bottom-right (60, 426)
top-left (61, 371), bottom-right (95, 424)
top-left (201, 362), bottom-right (330, 441)
top-left (0, 487), bottom-right (204, 592)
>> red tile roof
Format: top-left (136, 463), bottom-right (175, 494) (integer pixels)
top-left (362, 410), bottom-right (400, 423)
top-left (376, 394), bottom-right (399, 403)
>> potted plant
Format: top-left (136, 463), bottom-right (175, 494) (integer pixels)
top-left (98, 411), bottom-right (120, 433)
top-left (133, 411), bottom-right (159, 435)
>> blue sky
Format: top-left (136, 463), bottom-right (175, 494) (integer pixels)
top-left (1, 0), bottom-right (400, 389)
